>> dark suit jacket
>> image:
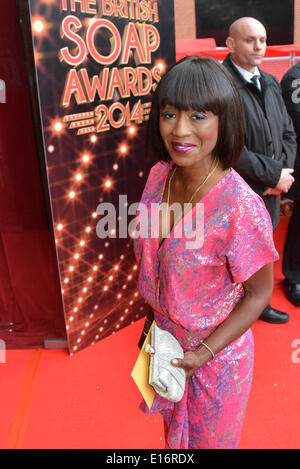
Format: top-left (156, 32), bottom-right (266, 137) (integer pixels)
top-left (223, 54), bottom-right (297, 229)
top-left (281, 62), bottom-right (300, 200)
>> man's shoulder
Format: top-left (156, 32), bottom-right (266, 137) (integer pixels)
top-left (259, 69), bottom-right (279, 86)
top-left (281, 62), bottom-right (300, 84)
top-left (222, 54), bottom-right (245, 87)
top-left (223, 54), bottom-right (279, 87)
top-left (222, 54), bottom-right (238, 75)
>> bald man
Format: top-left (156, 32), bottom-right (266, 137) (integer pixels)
top-left (223, 17), bottom-right (297, 324)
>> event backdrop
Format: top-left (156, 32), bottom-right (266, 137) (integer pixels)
top-left (26, 0), bottom-right (175, 353)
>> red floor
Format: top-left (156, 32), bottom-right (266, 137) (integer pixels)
top-left (0, 217), bottom-right (299, 449)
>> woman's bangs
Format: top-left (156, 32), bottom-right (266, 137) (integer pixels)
top-left (158, 63), bottom-right (220, 114)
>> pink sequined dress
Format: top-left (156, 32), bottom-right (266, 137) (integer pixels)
top-left (134, 161), bottom-right (279, 449)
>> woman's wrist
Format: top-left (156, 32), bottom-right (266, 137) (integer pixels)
top-left (199, 341), bottom-right (215, 359)
top-left (195, 341), bottom-right (216, 365)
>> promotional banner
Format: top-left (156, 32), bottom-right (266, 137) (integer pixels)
top-left (26, 0), bottom-right (175, 353)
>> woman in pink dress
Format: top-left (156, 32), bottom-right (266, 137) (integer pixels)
top-left (134, 56), bottom-right (278, 449)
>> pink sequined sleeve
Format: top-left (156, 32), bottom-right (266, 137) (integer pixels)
top-left (225, 195), bottom-right (279, 284)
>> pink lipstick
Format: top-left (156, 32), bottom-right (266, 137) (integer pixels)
top-left (171, 142), bottom-right (196, 153)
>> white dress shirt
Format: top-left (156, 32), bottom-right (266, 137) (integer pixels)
top-left (230, 59), bottom-right (262, 91)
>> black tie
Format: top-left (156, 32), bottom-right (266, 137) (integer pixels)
top-left (251, 75), bottom-right (261, 91)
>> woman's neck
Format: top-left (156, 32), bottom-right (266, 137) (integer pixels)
top-left (173, 156), bottom-right (219, 191)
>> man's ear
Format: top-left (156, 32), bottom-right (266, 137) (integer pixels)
top-left (226, 37), bottom-right (234, 51)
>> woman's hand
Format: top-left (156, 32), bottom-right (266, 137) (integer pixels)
top-left (171, 347), bottom-right (212, 379)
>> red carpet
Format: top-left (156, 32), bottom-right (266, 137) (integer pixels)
top-left (239, 217), bottom-right (300, 449)
top-left (0, 217), bottom-right (299, 449)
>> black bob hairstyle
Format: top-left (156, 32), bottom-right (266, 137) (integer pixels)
top-left (147, 56), bottom-right (244, 169)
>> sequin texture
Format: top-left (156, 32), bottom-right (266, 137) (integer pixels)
top-left (134, 162), bottom-right (279, 449)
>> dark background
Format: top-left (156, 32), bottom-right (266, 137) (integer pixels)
top-left (195, 0), bottom-right (294, 46)
top-left (23, 0), bottom-right (175, 353)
